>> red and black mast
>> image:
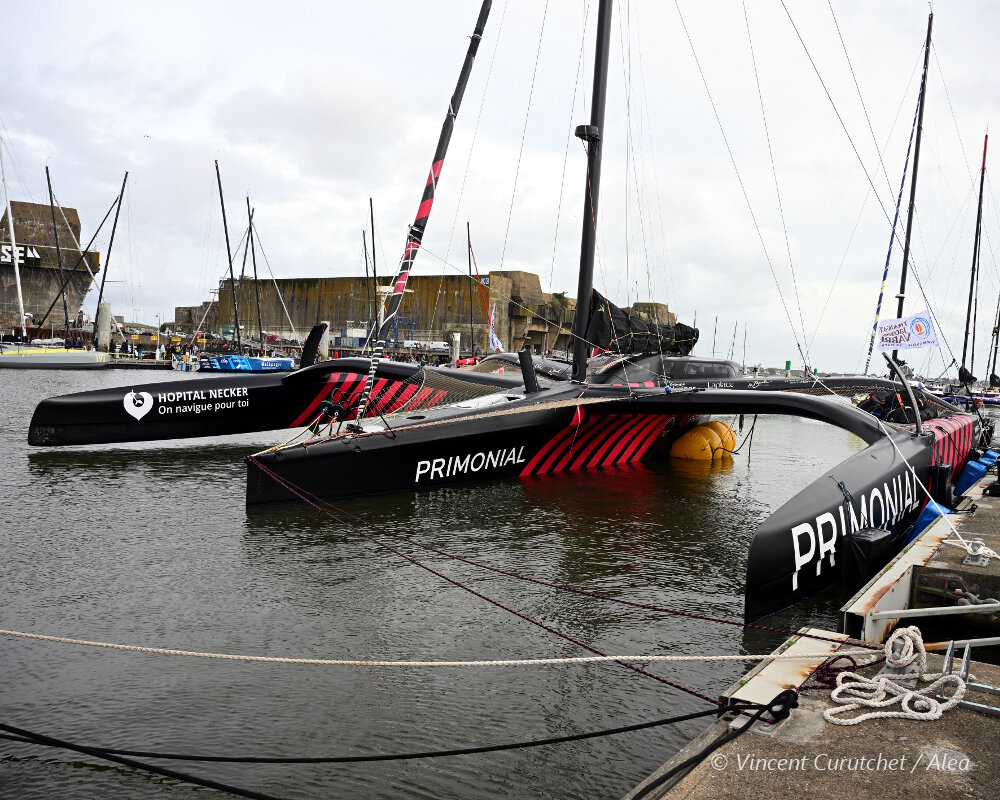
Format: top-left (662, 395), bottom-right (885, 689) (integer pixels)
top-left (355, 0), bottom-right (492, 420)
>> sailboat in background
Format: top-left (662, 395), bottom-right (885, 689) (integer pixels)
top-left (927, 133), bottom-right (1000, 406)
top-left (0, 137), bottom-right (109, 369)
top-left (193, 164), bottom-right (297, 373)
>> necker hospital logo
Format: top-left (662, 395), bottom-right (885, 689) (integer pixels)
top-left (124, 390), bottom-right (154, 421)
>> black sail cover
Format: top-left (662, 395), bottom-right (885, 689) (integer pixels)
top-left (583, 289), bottom-right (698, 356)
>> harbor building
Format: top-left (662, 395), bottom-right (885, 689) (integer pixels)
top-left (1, 201), bottom-right (100, 337)
top-left (178, 270), bottom-right (676, 354)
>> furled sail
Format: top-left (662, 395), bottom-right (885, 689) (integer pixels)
top-left (583, 289), bottom-right (698, 356)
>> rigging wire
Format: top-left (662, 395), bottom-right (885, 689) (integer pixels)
top-left (782, 3), bottom-right (968, 376)
top-left (932, 43), bottom-right (973, 176)
top-left (673, 0), bottom-right (809, 370)
top-left (826, 0), bottom-right (898, 199)
top-left (810, 45), bottom-right (924, 357)
top-left (862, 88), bottom-right (921, 374)
top-left (743, 1), bottom-right (808, 355)
top-left (547, 0), bottom-right (591, 294)
top-left (630, 1), bottom-right (677, 319)
top-left (497, 0), bottom-right (551, 272)
top-left (0, 118), bottom-right (35, 205)
top-left (778, 0), bottom-right (895, 231)
top-left (618, 1), bottom-right (632, 312)
top-left (618, 0), bottom-right (661, 357)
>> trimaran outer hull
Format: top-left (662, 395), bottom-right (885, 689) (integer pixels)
top-left (27, 358), bottom-right (522, 446)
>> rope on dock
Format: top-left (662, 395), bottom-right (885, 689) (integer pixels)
top-left (823, 626), bottom-right (967, 725)
top-left (0, 629), bottom-right (876, 667)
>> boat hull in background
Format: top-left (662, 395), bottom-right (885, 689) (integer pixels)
top-left (0, 348), bottom-right (109, 369)
top-left (27, 358), bottom-right (524, 446)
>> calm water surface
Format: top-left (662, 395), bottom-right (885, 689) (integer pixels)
top-left (1, 368), bottom-right (871, 799)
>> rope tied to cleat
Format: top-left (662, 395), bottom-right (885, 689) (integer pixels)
top-left (823, 626), bottom-right (968, 725)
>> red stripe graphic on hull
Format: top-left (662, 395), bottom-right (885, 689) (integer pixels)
top-left (618, 415), bottom-right (670, 464)
top-left (567, 417), bottom-right (625, 471)
top-left (289, 374), bottom-right (340, 428)
top-left (600, 416), bottom-right (661, 467)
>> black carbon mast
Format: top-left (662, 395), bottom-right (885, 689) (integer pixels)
top-left (215, 161), bottom-right (241, 350)
top-left (44, 166), bottom-right (70, 338)
top-left (91, 174), bottom-right (127, 346)
top-left (354, 0), bottom-right (492, 420)
top-left (960, 133), bottom-right (987, 384)
top-left (247, 197), bottom-right (264, 344)
top-left (892, 11), bottom-right (933, 364)
top-left (570, 0), bottom-right (614, 383)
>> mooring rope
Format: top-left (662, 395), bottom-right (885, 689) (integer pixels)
top-left (0, 629), bottom-right (874, 667)
top-left (823, 626), bottom-right (967, 726)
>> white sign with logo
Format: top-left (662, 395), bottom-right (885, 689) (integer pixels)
top-left (124, 390), bottom-right (154, 420)
top-left (876, 309), bottom-right (938, 351)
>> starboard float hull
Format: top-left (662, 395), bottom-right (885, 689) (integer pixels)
top-left (743, 413), bottom-right (980, 621)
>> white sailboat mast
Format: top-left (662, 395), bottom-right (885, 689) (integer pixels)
top-left (0, 136), bottom-right (28, 341)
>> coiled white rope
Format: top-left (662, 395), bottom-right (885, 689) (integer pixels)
top-left (824, 626), bottom-right (967, 725)
top-left (0, 629), bottom-right (873, 668)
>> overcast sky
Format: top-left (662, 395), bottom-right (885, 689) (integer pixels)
top-left (3, 0), bottom-right (1000, 374)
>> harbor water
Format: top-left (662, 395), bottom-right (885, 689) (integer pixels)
top-left (3, 369), bottom-right (879, 799)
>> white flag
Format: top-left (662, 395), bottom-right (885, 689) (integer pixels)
top-left (488, 304), bottom-right (504, 353)
top-left (876, 309), bottom-right (938, 351)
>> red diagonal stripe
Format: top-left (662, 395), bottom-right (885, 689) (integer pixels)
top-left (599, 416), bottom-right (658, 467)
top-left (408, 387), bottom-right (435, 409)
top-left (538, 418), bottom-right (597, 475)
top-left (619, 415), bottom-right (670, 464)
top-left (605, 415), bottom-right (666, 466)
top-left (629, 415), bottom-right (674, 462)
top-left (568, 416), bottom-right (624, 471)
top-left (426, 160), bottom-right (443, 185)
top-left (523, 425), bottom-right (580, 476)
top-left (288, 374), bottom-right (338, 428)
top-left (552, 416), bottom-right (616, 473)
top-left (588, 416), bottom-right (648, 469)
top-left (385, 383), bottom-right (419, 414)
top-left (521, 409), bottom-right (584, 477)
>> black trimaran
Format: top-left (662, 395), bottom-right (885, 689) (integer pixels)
top-left (28, 4), bottom-right (988, 622)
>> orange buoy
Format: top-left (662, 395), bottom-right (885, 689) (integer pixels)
top-left (705, 421), bottom-right (736, 453)
top-left (670, 426), bottom-right (721, 460)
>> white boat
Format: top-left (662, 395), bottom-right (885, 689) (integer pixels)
top-left (0, 343), bottom-right (109, 369)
